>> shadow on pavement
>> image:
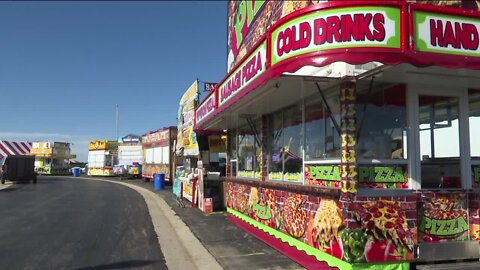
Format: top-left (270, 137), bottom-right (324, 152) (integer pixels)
top-left (113, 178), bottom-right (304, 270)
top-left (74, 260), bottom-right (161, 270)
top-left (0, 186), bottom-right (20, 192)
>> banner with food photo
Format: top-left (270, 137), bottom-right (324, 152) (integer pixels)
top-left (352, 200), bottom-right (415, 263)
top-left (418, 192), bottom-right (469, 243)
top-left (306, 199), bottom-right (345, 259)
top-left (227, 182), bottom-right (347, 260)
top-left (227, 182), bottom-right (420, 263)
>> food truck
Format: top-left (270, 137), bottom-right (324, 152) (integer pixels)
top-left (194, 1), bottom-right (480, 269)
top-left (30, 142), bottom-right (76, 175)
top-left (114, 134), bottom-right (142, 178)
top-left (87, 140), bottom-right (118, 176)
top-left (141, 127), bottom-right (177, 182)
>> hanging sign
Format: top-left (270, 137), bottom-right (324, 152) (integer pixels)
top-left (271, 6), bottom-right (401, 66)
top-left (204, 82), bottom-right (217, 92)
top-left (413, 10), bottom-right (480, 57)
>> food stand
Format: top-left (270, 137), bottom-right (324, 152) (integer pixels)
top-left (87, 140), bottom-right (118, 176)
top-left (30, 142), bottom-right (76, 175)
top-left (194, 1), bottom-right (480, 269)
top-left (141, 127), bottom-right (177, 182)
top-left (175, 81), bottom-right (201, 207)
top-left (114, 134), bottom-right (142, 178)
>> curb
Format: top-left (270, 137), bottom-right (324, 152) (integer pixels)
top-left (0, 182), bottom-right (13, 190)
top-left (75, 176), bottom-right (223, 270)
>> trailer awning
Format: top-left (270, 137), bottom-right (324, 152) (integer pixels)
top-left (0, 141), bottom-right (32, 158)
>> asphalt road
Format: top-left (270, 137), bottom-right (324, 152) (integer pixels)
top-left (0, 176), bottom-right (166, 270)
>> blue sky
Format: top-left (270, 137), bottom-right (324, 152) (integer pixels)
top-left (0, 1), bottom-right (228, 161)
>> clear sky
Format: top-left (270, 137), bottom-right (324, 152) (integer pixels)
top-left (0, 1), bottom-right (228, 161)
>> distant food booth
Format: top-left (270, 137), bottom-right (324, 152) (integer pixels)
top-left (195, 1), bottom-right (480, 269)
top-left (141, 127), bottom-right (177, 182)
top-left (114, 134), bottom-right (143, 178)
top-left (175, 81), bottom-right (201, 207)
top-left (87, 140), bottom-right (118, 176)
top-left (30, 142), bottom-right (75, 175)
top-left (177, 81), bottom-right (227, 212)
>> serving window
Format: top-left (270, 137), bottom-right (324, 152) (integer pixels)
top-left (267, 104), bottom-right (303, 182)
top-left (469, 89), bottom-right (480, 188)
top-left (237, 118), bottom-right (262, 179)
top-left (304, 90), bottom-right (341, 161)
top-left (419, 95), bottom-right (461, 189)
top-left (356, 84), bottom-right (408, 189)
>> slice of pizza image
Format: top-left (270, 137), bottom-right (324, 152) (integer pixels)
top-left (282, 194), bottom-right (307, 238)
top-left (355, 200), bottom-right (414, 251)
top-left (306, 199), bottom-right (345, 259)
top-left (312, 199), bottom-right (343, 242)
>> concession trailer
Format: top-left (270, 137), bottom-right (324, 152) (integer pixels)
top-left (194, 1), bottom-right (480, 269)
top-left (87, 140), bottom-right (118, 176)
top-left (141, 127), bottom-right (177, 182)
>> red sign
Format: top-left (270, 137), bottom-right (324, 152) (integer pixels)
top-left (219, 41), bottom-right (266, 108)
top-left (195, 92), bottom-right (217, 125)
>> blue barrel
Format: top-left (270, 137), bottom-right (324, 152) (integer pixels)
top-left (72, 167), bottom-right (80, 177)
top-left (154, 173), bottom-right (165, 190)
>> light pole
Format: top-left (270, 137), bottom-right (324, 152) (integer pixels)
top-left (116, 104), bottom-right (119, 141)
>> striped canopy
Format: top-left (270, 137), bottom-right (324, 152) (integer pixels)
top-left (0, 141), bottom-right (32, 158)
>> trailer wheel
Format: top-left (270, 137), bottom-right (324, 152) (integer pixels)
top-left (1, 179), bottom-right (4, 185)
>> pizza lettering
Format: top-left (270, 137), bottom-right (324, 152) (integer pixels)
top-left (419, 196), bottom-right (468, 241)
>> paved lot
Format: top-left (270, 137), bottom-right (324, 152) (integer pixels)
top-left (0, 176), bottom-right (166, 270)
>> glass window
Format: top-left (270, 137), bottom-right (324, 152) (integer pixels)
top-left (469, 89), bottom-right (480, 187)
top-left (237, 119), bottom-right (262, 179)
top-left (268, 104), bottom-right (303, 182)
top-left (356, 84), bottom-right (408, 189)
top-left (304, 90), bottom-right (341, 160)
top-left (228, 129), bottom-right (238, 177)
top-left (269, 113), bottom-right (283, 180)
top-left (419, 95), bottom-right (460, 189)
top-left (356, 84), bottom-right (407, 160)
top-left (469, 90), bottom-right (480, 157)
top-left (283, 105), bottom-right (303, 181)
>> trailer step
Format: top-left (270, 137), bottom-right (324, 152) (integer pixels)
top-left (416, 262), bottom-right (480, 270)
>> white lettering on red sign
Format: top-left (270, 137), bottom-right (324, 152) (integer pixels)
top-left (219, 41), bottom-right (266, 107)
top-left (143, 130), bottom-right (169, 144)
top-left (196, 93), bottom-right (216, 124)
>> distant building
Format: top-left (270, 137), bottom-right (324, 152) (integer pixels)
top-left (30, 142), bottom-right (76, 175)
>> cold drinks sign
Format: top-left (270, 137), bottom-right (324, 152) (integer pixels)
top-left (271, 7), bottom-right (401, 66)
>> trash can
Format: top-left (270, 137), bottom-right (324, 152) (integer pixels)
top-left (154, 173), bottom-right (165, 190)
top-left (72, 167), bottom-right (80, 177)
